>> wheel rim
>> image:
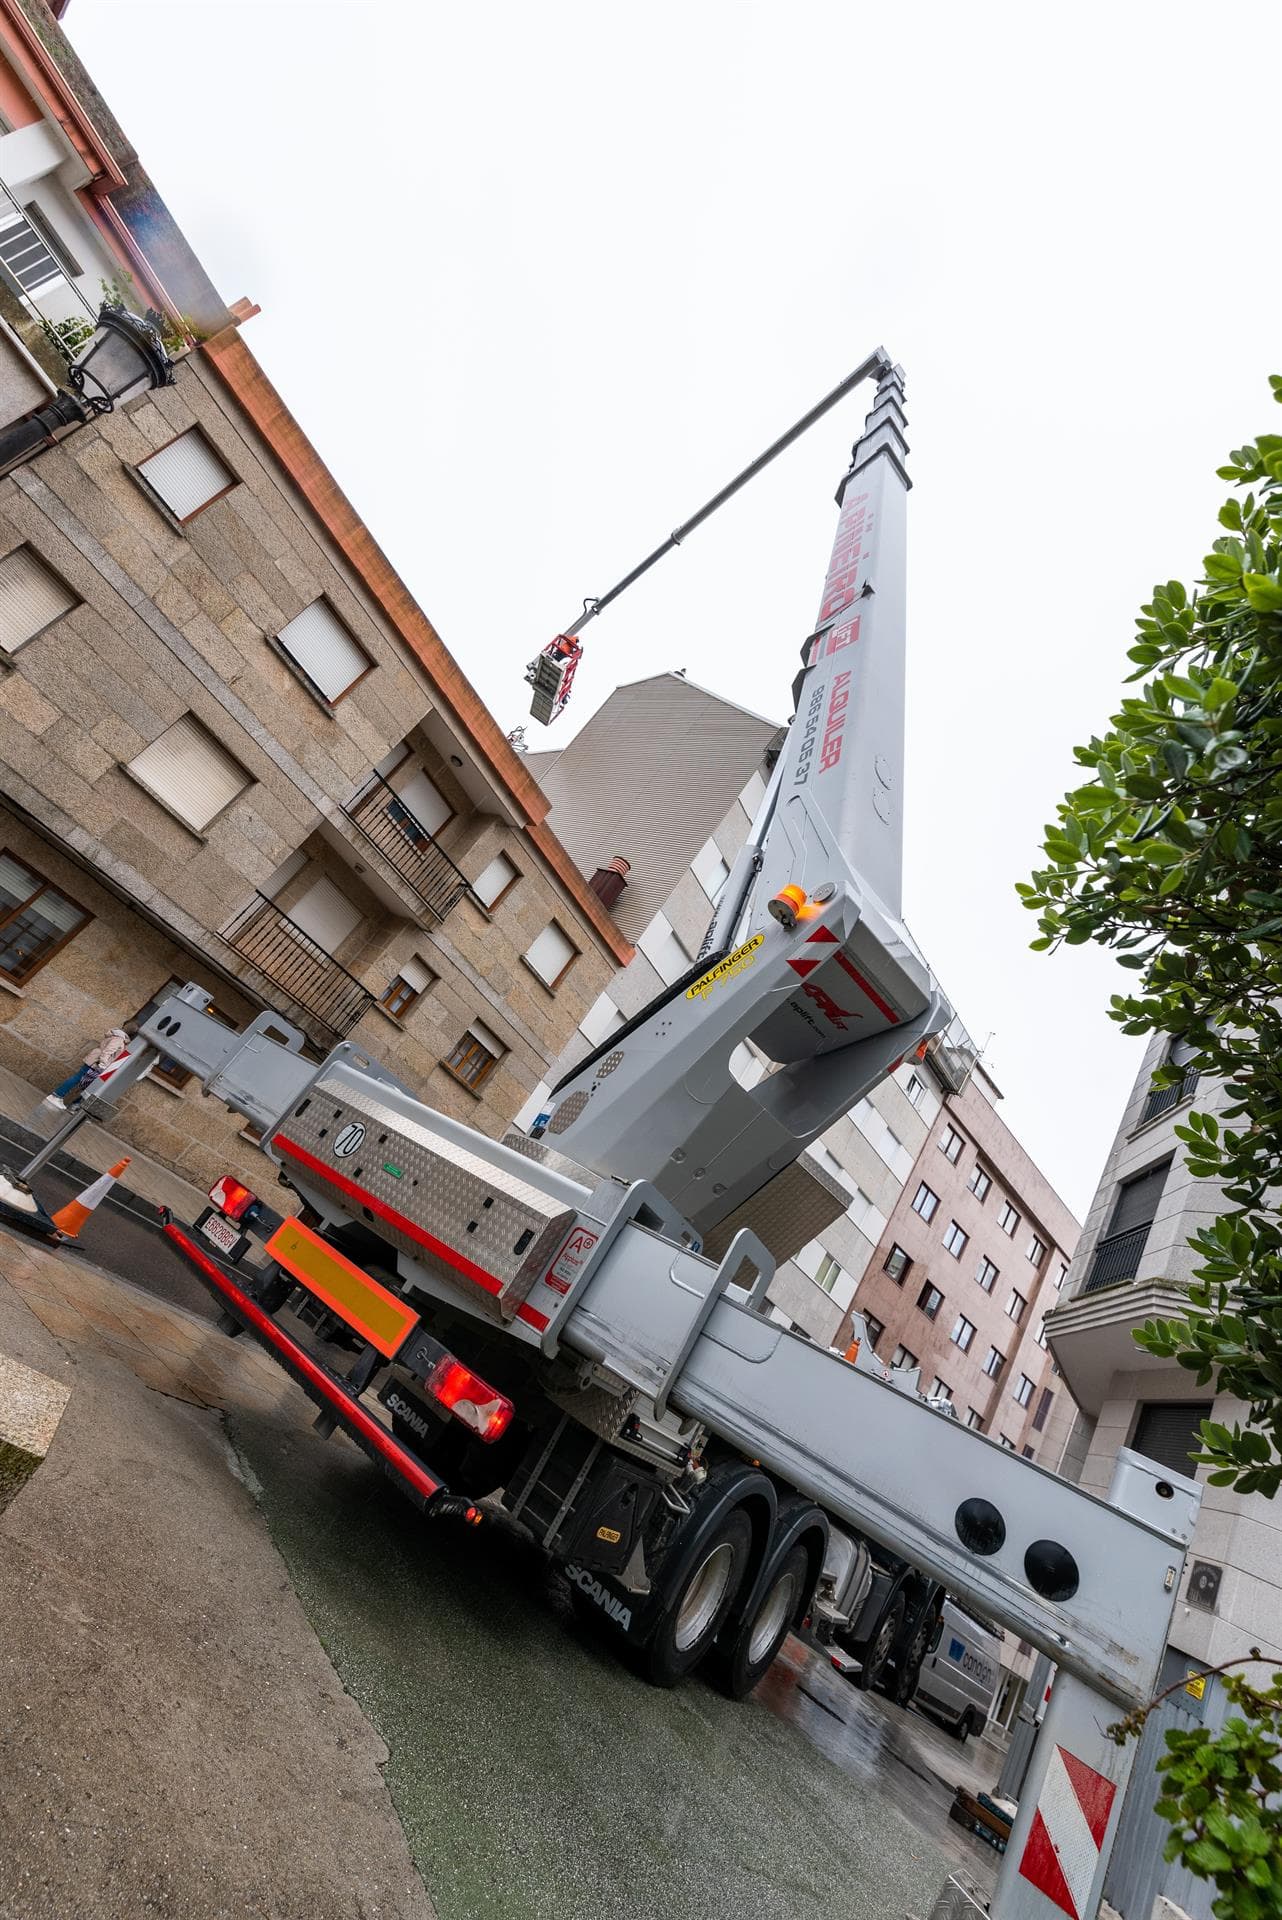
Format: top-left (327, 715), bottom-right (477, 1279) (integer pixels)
top-left (871, 1610), bottom-right (899, 1671)
top-left (748, 1565), bottom-right (800, 1666)
top-left (674, 1540), bottom-right (736, 1651)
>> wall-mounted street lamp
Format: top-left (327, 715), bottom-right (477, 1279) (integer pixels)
top-left (0, 302), bottom-right (174, 470)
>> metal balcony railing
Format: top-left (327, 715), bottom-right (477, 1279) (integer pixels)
top-left (342, 770), bottom-right (472, 923)
top-left (219, 893), bottom-right (374, 1048)
top-left (1139, 1066), bottom-right (1200, 1126)
top-left (1081, 1224), bottom-right (1152, 1295)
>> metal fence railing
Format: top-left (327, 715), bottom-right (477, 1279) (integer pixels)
top-left (342, 770), bottom-right (472, 923)
top-left (1138, 1066), bottom-right (1200, 1126)
top-left (1081, 1224), bottom-right (1152, 1295)
top-left (219, 893), bottom-right (374, 1048)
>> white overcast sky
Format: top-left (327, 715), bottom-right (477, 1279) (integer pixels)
top-left (68, 0), bottom-right (1280, 1220)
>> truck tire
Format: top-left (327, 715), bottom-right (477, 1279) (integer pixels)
top-left (707, 1543), bottom-right (809, 1700)
top-left (854, 1592), bottom-right (905, 1692)
top-left (890, 1615), bottom-right (933, 1708)
top-left (644, 1509), bottom-right (753, 1688)
top-left (955, 1709), bottom-right (975, 1745)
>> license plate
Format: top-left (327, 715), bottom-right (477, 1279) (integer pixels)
top-left (199, 1211), bottom-right (240, 1256)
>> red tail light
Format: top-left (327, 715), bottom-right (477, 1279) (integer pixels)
top-left (426, 1355), bottom-right (513, 1443)
top-left (209, 1175), bottom-right (259, 1223)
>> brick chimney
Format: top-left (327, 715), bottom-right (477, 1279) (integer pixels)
top-left (588, 856), bottom-right (630, 912)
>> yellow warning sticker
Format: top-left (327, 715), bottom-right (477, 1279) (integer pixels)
top-left (1184, 1669), bottom-right (1207, 1700)
top-left (685, 933), bottom-right (765, 1001)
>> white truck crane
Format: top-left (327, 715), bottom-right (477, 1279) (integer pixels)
top-left (68, 354), bottom-right (1198, 1920)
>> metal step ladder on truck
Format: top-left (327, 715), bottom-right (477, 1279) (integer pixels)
top-left (80, 354), bottom-right (1204, 1918)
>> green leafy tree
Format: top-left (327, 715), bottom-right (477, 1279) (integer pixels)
top-left (1023, 378), bottom-right (1282, 1915)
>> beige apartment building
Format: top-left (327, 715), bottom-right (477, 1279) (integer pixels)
top-left (0, 1), bottom-right (630, 1193)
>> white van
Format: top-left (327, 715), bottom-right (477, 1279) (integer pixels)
top-left (912, 1597), bottom-right (1002, 1743)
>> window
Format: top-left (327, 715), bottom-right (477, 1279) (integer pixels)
top-left (1131, 1401), bottom-right (1214, 1477)
top-left (931, 1377), bottom-right (953, 1401)
top-left (999, 1434), bottom-right (1016, 1451)
top-left (387, 768), bottom-right (452, 842)
top-left (984, 1347), bottom-right (1007, 1379)
top-left (906, 1072), bottom-right (924, 1107)
top-left (950, 1314), bottom-right (976, 1352)
top-left (862, 1314), bottom-right (884, 1351)
top-left (1005, 1288), bottom-right (1027, 1325)
top-left (128, 714), bottom-right (251, 832)
top-left (998, 1201), bottom-right (1020, 1236)
top-left (915, 1280), bottom-right (944, 1320)
top-left (137, 429), bottom-right (236, 522)
top-left (473, 851), bottom-right (519, 909)
top-left (814, 1252), bottom-right (845, 1295)
top-left (0, 204), bottom-right (70, 293)
top-left (274, 600), bottom-right (372, 703)
top-left (968, 1165), bottom-right (992, 1203)
top-left (1022, 1444), bottom-right (1036, 1459)
top-left (942, 1220), bottom-right (968, 1259)
top-left (966, 1408), bottom-right (984, 1431)
top-left (0, 546), bottom-right (77, 653)
top-left (1032, 1387), bottom-right (1054, 1433)
top-left (287, 875), bottom-right (362, 953)
top-left (911, 1182), bottom-right (939, 1222)
top-left (638, 912), bottom-right (692, 985)
top-left (1055, 1261), bottom-right (1068, 1291)
top-left (691, 837), bottom-right (731, 900)
top-left (883, 1244), bottom-right (912, 1284)
top-left (1027, 1234), bottom-right (1047, 1268)
top-left (524, 921), bottom-right (578, 989)
top-left (442, 1018), bottom-right (505, 1093)
top-left (1085, 1159), bottom-right (1174, 1293)
top-left (380, 955), bottom-right (436, 1020)
top-left (939, 1124), bottom-right (963, 1163)
top-left (0, 851), bottom-right (90, 984)
top-left (581, 994), bottom-right (624, 1047)
top-left (1035, 1317), bottom-right (1048, 1349)
top-left (891, 1344), bottom-right (918, 1370)
top-left (1013, 1373), bottom-right (1035, 1408)
top-left (976, 1256), bottom-right (999, 1293)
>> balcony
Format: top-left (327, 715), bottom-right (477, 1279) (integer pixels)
top-left (1138, 1066), bottom-right (1200, 1127)
top-left (341, 770), bottom-right (471, 924)
top-left (1081, 1224), bottom-right (1152, 1295)
top-left (1044, 1275), bottom-right (1192, 1416)
top-left (219, 893), bottom-right (374, 1049)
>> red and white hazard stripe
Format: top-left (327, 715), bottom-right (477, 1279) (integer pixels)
top-left (1018, 1744), bottom-right (1117, 1918)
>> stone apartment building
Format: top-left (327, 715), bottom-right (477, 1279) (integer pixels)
top-left (0, 0), bottom-right (630, 1193)
top-left (833, 1063), bottom-right (1078, 1459)
top-left (1042, 1034), bottom-right (1282, 1920)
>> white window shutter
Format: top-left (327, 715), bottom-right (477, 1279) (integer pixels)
top-left (398, 769), bottom-right (452, 836)
top-left (524, 922), bottom-right (576, 986)
top-left (468, 1018), bottom-right (504, 1058)
top-left (0, 548), bottom-right (76, 653)
top-left (138, 430), bottom-right (234, 520)
top-left (286, 875), bottom-right (362, 952)
top-left (276, 601), bottom-right (371, 701)
top-left (399, 955), bottom-right (434, 994)
top-left (128, 715), bottom-right (250, 830)
top-left (474, 852), bottom-right (517, 908)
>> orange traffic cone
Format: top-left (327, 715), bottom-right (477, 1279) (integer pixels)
top-left (51, 1157), bottom-right (130, 1240)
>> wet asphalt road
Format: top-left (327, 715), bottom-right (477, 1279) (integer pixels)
top-left (228, 1391), bottom-right (998, 1920)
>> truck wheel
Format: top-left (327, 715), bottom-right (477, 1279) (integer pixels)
top-left (890, 1616), bottom-right (932, 1707)
top-left (855, 1592), bottom-right (905, 1692)
top-left (955, 1710), bottom-right (975, 1745)
top-left (708, 1544), bottom-right (809, 1700)
top-left (645, 1509), bottom-right (752, 1688)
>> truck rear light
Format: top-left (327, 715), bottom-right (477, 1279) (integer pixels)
top-left (426, 1355), bottom-right (513, 1443)
top-left (209, 1175), bottom-right (259, 1223)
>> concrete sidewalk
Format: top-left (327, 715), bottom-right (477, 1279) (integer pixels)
top-left (0, 1227), bottom-right (436, 1920)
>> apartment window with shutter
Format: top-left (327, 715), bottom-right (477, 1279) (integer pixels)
top-left (1131, 1400), bottom-right (1214, 1477)
top-left (0, 547), bottom-right (77, 653)
top-left (274, 600), bottom-right (372, 704)
top-left (128, 714), bottom-right (251, 831)
top-left (998, 1201), bottom-right (1020, 1236)
top-left (1032, 1387), bottom-right (1054, 1432)
top-left (0, 850), bottom-right (90, 984)
top-left (473, 851), bottom-right (519, 910)
top-left (1013, 1373), bottom-right (1035, 1408)
top-left (442, 1018), bottom-right (505, 1093)
top-left (968, 1165), bottom-right (992, 1203)
top-left (984, 1346), bottom-right (1007, 1379)
top-left (884, 1243), bottom-right (912, 1284)
top-left (380, 955), bottom-right (436, 1020)
top-left (942, 1220), bottom-right (969, 1258)
top-left (813, 1252), bottom-right (844, 1295)
top-left (939, 1124), bottom-right (964, 1163)
top-left (1027, 1233), bottom-right (1047, 1267)
top-left (950, 1314), bottom-right (976, 1352)
top-left (976, 1256), bottom-right (999, 1292)
top-left (286, 875), bottom-right (362, 953)
top-left (912, 1182), bottom-right (939, 1222)
top-left (388, 768), bottom-right (452, 842)
top-left (915, 1280), bottom-right (944, 1320)
top-left (0, 204), bottom-right (70, 293)
top-left (524, 921), bottom-right (578, 989)
top-left (1005, 1288), bottom-right (1027, 1324)
top-left (137, 429), bottom-right (236, 522)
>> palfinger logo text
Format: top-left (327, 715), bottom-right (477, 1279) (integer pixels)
top-left (685, 933), bottom-right (765, 1001)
